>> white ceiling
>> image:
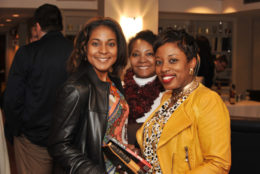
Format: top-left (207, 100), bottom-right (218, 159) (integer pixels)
top-left (1, 7), bottom-right (260, 34)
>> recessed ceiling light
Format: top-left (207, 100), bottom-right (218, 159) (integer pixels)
top-left (0, 24), bottom-right (4, 27)
top-left (6, 19), bottom-right (12, 22)
top-left (12, 14), bottom-right (20, 18)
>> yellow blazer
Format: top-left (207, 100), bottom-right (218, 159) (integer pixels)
top-left (136, 84), bottom-right (231, 174)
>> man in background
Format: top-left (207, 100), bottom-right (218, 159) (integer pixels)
top-left (3, 4), bottom-right (73, 174)
top-left (214, 54), bottom-right (228, 73)
top-left (212, 54), bottom-right (229, 91)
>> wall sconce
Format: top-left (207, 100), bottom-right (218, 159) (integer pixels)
top-left (120, 16), bottom-right (142, 41)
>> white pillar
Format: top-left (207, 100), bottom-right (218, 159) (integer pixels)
top-left (104, 0), bottom-right (158, 41)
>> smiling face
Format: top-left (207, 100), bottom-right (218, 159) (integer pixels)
top-left (87, 25), bottom-right (117, 81)
top-left (129, 39), bottom-right (156, 78)
top-left (155, 42), bottom-right (196, 90)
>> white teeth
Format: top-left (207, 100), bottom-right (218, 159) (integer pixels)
top-left (138, 67), bottom-right (148, 70)
top-left (163, 76), bottom-right (173, 80)
top-left (98, 58), bottom-right (109, 62)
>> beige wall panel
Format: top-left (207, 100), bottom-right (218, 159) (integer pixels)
top-left (252, 18), bottom-right (260, 89)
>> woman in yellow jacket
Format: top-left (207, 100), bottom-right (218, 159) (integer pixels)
top-left (136, 29), bottom-right (231, 174)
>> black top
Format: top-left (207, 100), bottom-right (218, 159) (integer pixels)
top-left (48, 62), bottom-right (124, 173)
top-left (3, 31), bottom-right (73, 146)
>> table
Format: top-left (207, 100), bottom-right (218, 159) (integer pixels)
top-left (225, 100), bottom-right (260, 119)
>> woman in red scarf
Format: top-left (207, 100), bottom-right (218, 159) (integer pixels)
top-left (124, 30), bottom-right (164, 145)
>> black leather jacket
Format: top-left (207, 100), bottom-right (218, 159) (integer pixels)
top-left (48, 62), bottom-right (124, 174)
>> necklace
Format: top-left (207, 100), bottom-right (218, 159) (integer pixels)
top-left (169, 80), bottom-right (199, 107)
top-left (123, 69), bottom-right (164, 123)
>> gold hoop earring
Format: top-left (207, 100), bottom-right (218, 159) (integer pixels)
top-left (189, 68), bottom-right (194, 75)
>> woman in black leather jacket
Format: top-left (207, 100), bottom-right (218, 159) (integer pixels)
top-left (48, 17), bottom-right (128, 174)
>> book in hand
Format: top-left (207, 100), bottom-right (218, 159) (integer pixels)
top-left (103, 137), bottom-right (152, 174)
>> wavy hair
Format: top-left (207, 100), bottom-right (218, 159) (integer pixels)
top-left (67, 17), bottom-right (127, 77)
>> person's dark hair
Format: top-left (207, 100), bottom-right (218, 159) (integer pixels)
top-left (67, 17), bottom-right (127, 77)
top-left (34, 3), bottom-right (63, 32)
top-left (128, 30), bottom-right (157, 57)
top-left (217, 54), bottom-right (228, 64)
top-left (153, 28), bottom-right (200, 75)
top-left (196, 35), bottom-right (215, 87)
top-left (196, 35), bottom-right (211, 53)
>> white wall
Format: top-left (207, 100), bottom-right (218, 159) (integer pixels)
top-left (159, 0), bottom-right (222, 14)
top-left (0, 0), bottom-right (97, 10)
top-left (105, 0), bottom-right (158, 39)
top-left (231, 12), bottom-right (260, 92)
top-left (1, 0), bottom-right (260, 14)
top-left (159, 0), bottom-right (260, 14)
top-left (233, 16), bottom-right (253, 93)
top-left (252, 18), bottom-right (260, 89)
top-left (222, 0), bottom-right (260, 13)
top-left (63, 10), bottom-right (97, 35)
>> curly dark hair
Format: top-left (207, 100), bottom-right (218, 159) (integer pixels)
top-left (153, 28), bottom-right (200, 75)
top-left (67, 17), bottom-right (128, 77)
top-left (128, 30), bottom-right (157, 57)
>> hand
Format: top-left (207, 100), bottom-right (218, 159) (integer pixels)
top-left (127, 144), bottom-right (141, 156)
top-left (127, 144), bottom-right (135, 150)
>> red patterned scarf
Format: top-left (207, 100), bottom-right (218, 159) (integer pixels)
top-left (123, 69), bottom-right (164, 123)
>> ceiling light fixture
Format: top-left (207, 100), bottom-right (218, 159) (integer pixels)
top-left (120, 16), bottom-right (143, 41)
top-left (12, 14), bottom-right (20, 18)
top-left (6, 19), bottom-right (12, 22)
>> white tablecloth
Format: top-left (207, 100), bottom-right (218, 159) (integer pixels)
top-left (225, 100), bottom-right (260, 118)
top-left (0, 110), bottom-right (11, 174)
